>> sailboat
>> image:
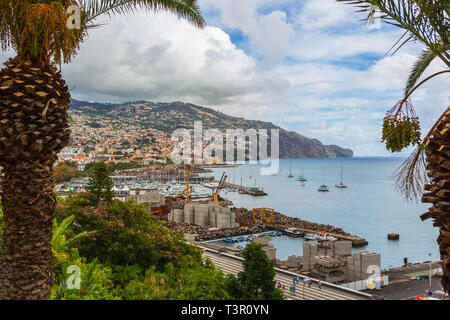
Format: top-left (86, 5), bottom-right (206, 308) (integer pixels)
top-left (335, 164), bottom-right (347, 188)
top-left (318, 167), bottom-right (329, 192)
top-left (296, 167), bottom-right (307, 182)
top-left (287, 162), bottom-right (294, 178)
top-left (238, 168), bottom-right (246, 194)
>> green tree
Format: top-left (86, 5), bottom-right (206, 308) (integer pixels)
top-left (124, 257), bottom-right (230, 300)
top-left (86, 162), bottom-right (115, 204)
top-left (224, 243), bottom-right (283, 300)
top-left (53, 164), bottom-right (81, 183)
top-left (0, 0), bottom-right (204, 299)
top-left (338, 0), bottom-right (449, 293)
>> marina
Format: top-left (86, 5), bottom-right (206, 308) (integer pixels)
top-left (55, 158), bottom-right (440, 269)
top-left (204, 158), bottom-right (439, 269)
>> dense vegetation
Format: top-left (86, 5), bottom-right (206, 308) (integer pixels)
top-left (225, 243), bottom-right (283, 300)
top-left (43, 193), bottom-right (231, 300)
top-left (54, 164), bottom-right (82, 184)
top-left (1, 161), bottom-right (282, 300)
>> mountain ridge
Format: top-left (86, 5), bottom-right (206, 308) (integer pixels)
top-left (70, 99), bottom-right (353, 159)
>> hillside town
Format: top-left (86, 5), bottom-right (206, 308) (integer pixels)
top-left (59, 104), bottom-right (176, 169)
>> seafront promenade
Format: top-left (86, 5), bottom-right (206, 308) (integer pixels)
top-left (200, 246), bottom-right (372, 300)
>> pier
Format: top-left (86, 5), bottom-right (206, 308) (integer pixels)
top-left (265, 222), bottom-right (368, 247)
top-left (209, 180), bottom-right (268, 196)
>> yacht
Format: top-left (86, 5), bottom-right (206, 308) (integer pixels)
top-left (335, 164), bottom-right (347, 188)
top-left (283, 227), bottom-right (304, 238)
top-left (287, 162), bottom-right (294, 178)
top-left (304, 233), bottom-right (317, 241)
top-left (316, 232), bottom-right (337, 242)
top-left (304, 232), bottom-right (337, 242)
top-left (318, 167), bottom-right (329, 192)
top-left (295, 167), bottom-right (307, 181)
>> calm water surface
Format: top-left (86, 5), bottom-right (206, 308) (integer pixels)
top-left (205, 158), bottom-right (438, 269)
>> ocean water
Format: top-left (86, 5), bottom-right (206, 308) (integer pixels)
top-left (205, 158), bottom-right (439, 269)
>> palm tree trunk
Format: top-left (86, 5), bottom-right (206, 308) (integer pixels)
top-left (421, 107), bottom-right (450, 294)
top-left (0, 162), bottom-right (55, 299)
top-left (0, 56), bottom-right (71, 299)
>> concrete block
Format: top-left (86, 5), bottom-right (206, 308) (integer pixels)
top-left (217, 212), bottom-right (231, 228)
top-left (347, 270), bottom-right (355, 281)
top-left (183, 209), bottom-right (193, 224)
top-left (264, 247), bottom-right (277, 260)
top-left (354, 259), bottom-right (361, 271)
top-left (173, 209), bottom-right (183, 223)
top-left (184, 233), bottom-right (197, 242)
top-left (318, 247), bottom-right (326, 257)
top-left (194, 205), bottom-right (209, 226)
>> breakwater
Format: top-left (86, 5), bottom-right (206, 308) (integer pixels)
top-left (232, 207), bottom-right (368, 247)
top-left (164, 205), bottom-right (368, 247)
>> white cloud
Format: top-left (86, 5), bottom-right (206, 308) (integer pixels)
top-left (1, 0), bottom-right (448, 157)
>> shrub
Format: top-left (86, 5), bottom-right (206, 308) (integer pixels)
top-left (124, 256), bottom-right (230, 300)
top-left (52, 250), bottom-right (122, 300)
top-left (56, 195), bottom-right (202, 271)
top-left (224, 243), bottom-right (283, 300)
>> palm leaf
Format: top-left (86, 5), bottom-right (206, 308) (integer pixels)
top-left (405, 47), bottom-right (438, 95)
top-left (65, 230), bottom-right (93, 247)
top-left (393, 146), bottom-right (429, 202)
top-left (81, 0), bottom-right (205, 29)
top-left (336, 0), bottom-right (450, 68)
top-left (52, 215), bottom-right (76, 247)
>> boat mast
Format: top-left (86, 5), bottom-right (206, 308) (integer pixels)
top-left (240, 167), bottom-right (243, 189)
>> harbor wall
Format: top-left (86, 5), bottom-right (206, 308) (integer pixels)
top-left (168, 203), bottom-right (239, 229)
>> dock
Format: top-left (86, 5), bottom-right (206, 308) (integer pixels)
top-left (265, 223), bottom-right (368, 247)
top-left (209, 181), bottom-right (267, 196)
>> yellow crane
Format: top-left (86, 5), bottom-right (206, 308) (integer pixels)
top-left (179, 164), bottom-right (193, 203)
top-left (212, 172), bottom-right (227, 205)
top-left (252, 208), bottom-right (275, 224)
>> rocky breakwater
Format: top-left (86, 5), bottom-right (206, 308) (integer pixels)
top-left (232, 207), bottom-right (368, 247)
top-left (164, 220), bottom-right (267, 241)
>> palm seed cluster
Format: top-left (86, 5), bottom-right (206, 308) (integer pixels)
top-left (382, 115), bottom-right (422, 152)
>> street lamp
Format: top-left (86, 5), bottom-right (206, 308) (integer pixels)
top-left (428, 253), bottom-right (432, 296)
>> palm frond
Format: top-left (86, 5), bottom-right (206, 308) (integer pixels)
top-left (81, 0), bottom-right (205, 29)
top-left (393, 146), bottom-right (429, 201)
top-left (65, 230), bottom-right (93, 247)
top-left (405, 47), bottom-right (438, 95)
top-left (52, 215), bottom-right (76, 246)
top-left (336, 0), bottom-right (450, 68)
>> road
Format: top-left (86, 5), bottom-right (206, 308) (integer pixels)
top-left (201, 249), bottom-right (371, 300)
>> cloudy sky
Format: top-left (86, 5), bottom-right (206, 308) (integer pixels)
top-left (2, 0), bottom-right (449, 156)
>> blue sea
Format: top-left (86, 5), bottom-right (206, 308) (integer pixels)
top-left (206, 158), bottom-right (439, 269)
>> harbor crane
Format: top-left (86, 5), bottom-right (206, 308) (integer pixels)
top-left (252, 208), bottom-right (275, 224)
top-left (212, 172), bottom-right (227, 205)
top-left (179, 164), bottom-right (194, 203)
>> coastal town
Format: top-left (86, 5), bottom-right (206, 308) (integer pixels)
top-left (49, 100), bottom-right (446, 301)
top-left (0, 0), bottom-right (448, 304)
top-left (58, 103), bottom-right (177, 169)
top-left (53, 160), bottom-right (447, 300)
